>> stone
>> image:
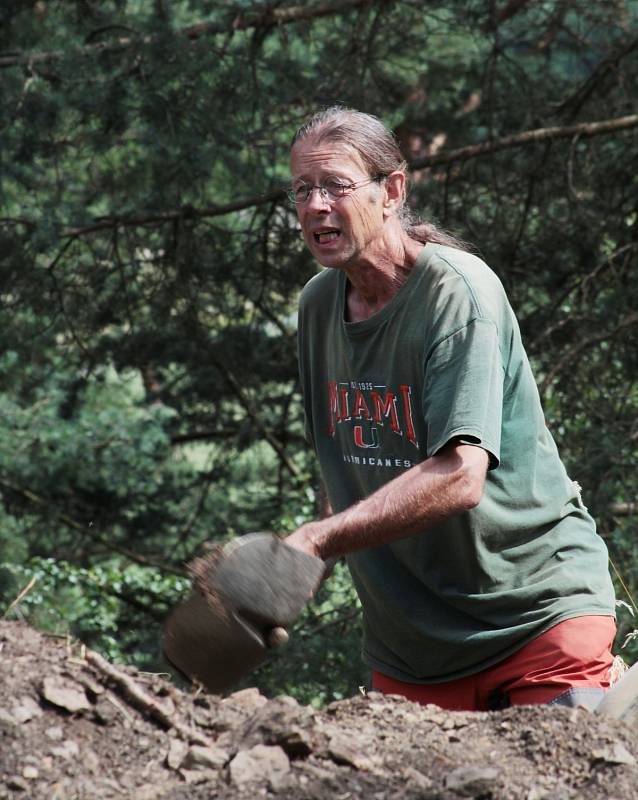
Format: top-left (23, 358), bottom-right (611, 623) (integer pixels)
top-left (328, 733), bottom-right (373, 770)
top-left (591, 743), bottom-right (636, 766)
top-left (179, 768), bottom-right (218, 785)
top-left (183, 744), bottom-right (229, 770)
top-left (11, 696), bottom-right (42, 724)
top-left (238, 697), bottom-right (315, 757)
top-left (229, 744), bottom-right (290, 787)
top-left (135, 784), bottom-right (169, 800)
top-left (6, 776), bottom-right (29, 792)
top-left (50, 739), bottom-right (80, 759)
top-left (21, 766), bottom-right (38, 780)
top-left (445, 765), bottom-right (500, 796)
top-left (223, 687), bottom-right (268, 710)
top-left (403, 766), bottom-right (434, 791)
top-left (45, 726), bottom-right (64, 741)
top-left (0, 708), bottom-right (17, 728)
top-left (166, 738), bottom-right (188, 770)
top-left (41, 676), bottom-right (91, 713)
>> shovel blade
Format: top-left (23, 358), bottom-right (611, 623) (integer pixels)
top-left (164, 591), bottom-right (267, 693)
top-left (163, 533), bottom-right (325, 693)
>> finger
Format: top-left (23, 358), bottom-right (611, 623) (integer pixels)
top-left (266, 626), bottom-right (290, 648)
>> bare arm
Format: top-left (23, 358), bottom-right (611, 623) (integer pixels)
top-left (285, 442), bottom-right (489, 560)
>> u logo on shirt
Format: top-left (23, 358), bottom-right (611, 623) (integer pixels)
top-left (353, 424), bottom-right (380, 449)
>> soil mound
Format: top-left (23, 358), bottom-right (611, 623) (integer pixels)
top-left (1, 620), bottom-right (637, 799)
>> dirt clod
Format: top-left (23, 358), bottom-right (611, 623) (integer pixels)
top-left (1, 620), bottom-right (638, 799)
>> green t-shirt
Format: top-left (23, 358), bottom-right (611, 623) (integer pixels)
top-left (297, 242), bottom-right (615, 683)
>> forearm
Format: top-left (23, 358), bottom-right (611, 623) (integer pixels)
top-left (287, 443), bottom-right (488, 560)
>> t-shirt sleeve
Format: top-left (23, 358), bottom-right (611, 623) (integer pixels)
top-left (423, 317), bottom-right (503, 467)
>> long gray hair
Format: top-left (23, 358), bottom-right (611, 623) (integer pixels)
top-left (292, 106), bottom-right (466, 250)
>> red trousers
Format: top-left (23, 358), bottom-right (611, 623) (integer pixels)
top-left (372, 616), bottom-right (616, 711)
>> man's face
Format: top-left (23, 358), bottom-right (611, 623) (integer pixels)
top-left (289, 137), bottom-right (386, 269)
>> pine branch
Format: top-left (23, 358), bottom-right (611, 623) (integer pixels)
top-left (211, 358), bottom-right (301, 479)
top-left (539, 311), bottom-right (638, 394)
top-left (610, 502), bottom-right (638, 517)
top-left (43, 114), bottom-right (638, 239)
top-left (0, 478), bottom-right (186, 577)
top-left (60, 188), bottom-right (284, 237)
top-left (409, 114), bottom-right (638, 169)
top-left (0, 0), bottom-right (372, 70)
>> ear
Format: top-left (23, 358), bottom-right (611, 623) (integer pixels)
top-left (382, 171), bottom-right (406, 219)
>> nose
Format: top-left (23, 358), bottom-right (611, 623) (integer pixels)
top-left (305, 186), bottom-right (332, 212)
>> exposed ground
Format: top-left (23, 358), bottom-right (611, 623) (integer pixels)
top-left (1, 620), bottom-right (637, 799)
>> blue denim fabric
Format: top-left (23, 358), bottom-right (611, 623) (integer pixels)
top-left (548, 687), bottom-right (605, 710)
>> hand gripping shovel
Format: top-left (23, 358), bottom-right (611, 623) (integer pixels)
top-left (163, 533), bottom-right (325, 693)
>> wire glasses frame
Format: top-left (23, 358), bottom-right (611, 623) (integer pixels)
top-left (287, 174), bottom-right (385, 204)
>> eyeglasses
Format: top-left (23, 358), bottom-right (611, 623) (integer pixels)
top-left (287, 174), bottom-right (385, 204)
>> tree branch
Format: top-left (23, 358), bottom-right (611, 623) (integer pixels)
top-left (0, 0), bottom-right (372, 70)
top-left (558, 34), bottom-right (638, 120)
top-left (540, 311), bottom-right (638, 394)
top-left (170, 428), bottom-right (306, 446)
top-left (60, 189), bottom-right (285, 238)
top-left (610, 502), bottom-right (638, 517)
top-left (43, 114), bottom-right (635, 239)
top-left (0, 478), bottom-right (186, 577)
top-left (211, 358), bottom-right (301, 479)
top-left (85, 650), bottom-right (213, 746)
top-left (409, 114), bottom-right (638, 170)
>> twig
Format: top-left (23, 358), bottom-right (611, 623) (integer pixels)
top-left (60, 189), bottom-right (284, 237)
top-left (609, 558), bottom-right (638, 616)
top-left (2, 576), bottom-right (37, 619)
top-left (212, 357), bottom-right (300, 479)
top-left (0, 0), bottom-right (372, 70)
top-left (610, 502), bottom-right (638, 517)
top-left (85, 649), bottom-right (213, 746)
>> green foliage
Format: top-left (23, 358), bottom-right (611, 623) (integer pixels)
top-left (1, 0), bottom-right (637, 705)
top-left (2, 557), bottom-right (190, 666)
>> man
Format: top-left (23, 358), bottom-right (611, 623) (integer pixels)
top-left (283, 106), bottom-right (617, 712)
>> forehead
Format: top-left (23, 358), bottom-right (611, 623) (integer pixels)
top-left (290, 136), bottom-right (367, 180)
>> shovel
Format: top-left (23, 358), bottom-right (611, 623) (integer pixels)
top-left (163, 532), bottom-right (326, 693)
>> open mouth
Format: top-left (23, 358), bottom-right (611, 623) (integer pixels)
top-left (313, 229), bottom-right (340, 244)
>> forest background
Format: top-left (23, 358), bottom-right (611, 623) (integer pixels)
top-left (1, 0), bottom-right (637, 708)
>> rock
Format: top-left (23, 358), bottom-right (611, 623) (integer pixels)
top-left (93, 694), bottom-right (123, 726)
top-left (445, 765), bottom-right (500, 796)
top-left (84, 748), bottom-right (101, 774)
top-left (183, 744), bottom-right (229, 770)
top-left (6, 776), bottom-right (29, 792)
top-left (179, 768), bottom-right (218, 785)
top-left (45, 725), bottom-right (64, 740)
top-left (238, 697), bottom-right (316, 756)
top-left (11, 696), bottom-right (42, 723)
top-left (0, 708), bottom-right (17, 728)
top-left (50, 739), bottom-right (80, 759)
top-left (166, 738), bottom-right (189, 770)
top-left (21, 766), bottom-right (38, 780)
top-left (229, 744), bottom-right (290, 787)
top-left (328, 733), bottom-right (374, 770)
top-left (223, 687), bottom-right (268, 710)
top-left (591, 743), bottom-right (636, 766)
top-left (41, 676), bottom-right (91, 713)
top-left (403, 765), bottom-right (434, 791)
top-left (135, 784), bottom-right (169, 800)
